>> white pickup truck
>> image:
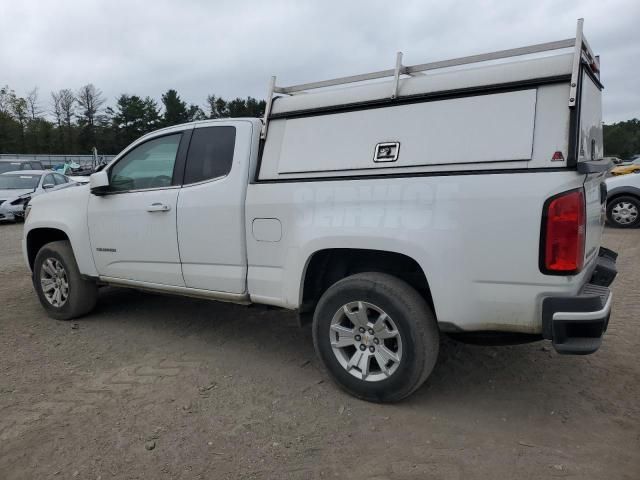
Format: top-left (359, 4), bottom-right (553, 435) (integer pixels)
top-left (23, 21), bottom-right (617, 402)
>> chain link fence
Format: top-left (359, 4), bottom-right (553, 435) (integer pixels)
top-left (0, 153), bottom-right (116, 169)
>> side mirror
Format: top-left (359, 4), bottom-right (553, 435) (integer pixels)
top-left (43, 183), bottom-right (55, 189)
top-left (90, 170), bottom-right (110, 195)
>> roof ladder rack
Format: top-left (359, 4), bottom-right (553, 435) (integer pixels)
top-left (260, 76), bottom-right (276, 139)
top-left (261, 19), bottom-right (596, 140)
top-left (568, 18), bottom-right (600, 107)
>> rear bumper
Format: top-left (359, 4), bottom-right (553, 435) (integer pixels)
top-left (542, 247), bottom-right (617, 355)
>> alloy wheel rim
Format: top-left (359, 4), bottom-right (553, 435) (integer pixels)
top-left (40, 258), bottom-right (69, 307)
top-left (329, 301), bottom-right (403, 382)
top-left (612, 201), bottom-right (638, 225)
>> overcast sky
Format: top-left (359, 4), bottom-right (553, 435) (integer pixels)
top-left (1, 0), bottom-right (639, 123)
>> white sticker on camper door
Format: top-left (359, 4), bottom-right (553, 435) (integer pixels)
top-left (374, 142), bottom-right (400, 162)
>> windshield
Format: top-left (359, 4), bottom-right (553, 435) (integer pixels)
top-left (0, 163), bottom-right (23, 174)
top-left (0, 174), bottom-right (40, 190)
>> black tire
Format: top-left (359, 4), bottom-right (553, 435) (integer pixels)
top-left (312, 272), bottom-right (439, 403)
top-left (33, 240), bottom-right (98, 320)
top-left (606, 195), bottom-right (640, 228)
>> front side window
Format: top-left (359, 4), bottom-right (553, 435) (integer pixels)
top-left (109, 134), bottom-right (181, 192)
top-left (183, 126), bottom-right (236, 184)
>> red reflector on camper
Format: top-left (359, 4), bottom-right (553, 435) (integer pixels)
top-left (541, 189), bottom-right (585, 274)
top-left (551, 151), bottom-right (564, 161)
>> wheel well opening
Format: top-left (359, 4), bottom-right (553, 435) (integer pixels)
top-left (608, 192), bottom-right (640, 204)
top-left (301, 249), bottom-right (434, 315)
top-left (26, 228), bottom-right (69, 270)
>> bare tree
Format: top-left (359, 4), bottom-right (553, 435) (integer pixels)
top-left (50, 90), bottom-right (64, 151)
top-left (206, 94), bottom-right (217, 118)
top-left (58, 89), bottom-right (75, 129)
top-left (51, 89), bottom-right (75, 151)
top-left (9, 95), bottom-right (28, 151)
top-left (26, 87), bottom-right (43, 120)
top-left (0, 85), bottom-right (14, 115)
top-left (76, 84), bottom-right (105, 128)
top-left (51, 90), bottom-right (63, 128)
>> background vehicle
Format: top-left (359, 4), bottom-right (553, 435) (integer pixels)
top-left (0, 170), bottom-right (74, 222)
top-left (0, 159), bottom-right (45, 173)
top-left (610, 157), bottom-right (640, 176)
top-left (606, 172), bottom-right (640, 227)
top-left (52, 160), bottom-right (96, 179)
top-left (604, 156), bottom-right (623, 165)
top-left (22, 21), bottom-right (616, 402)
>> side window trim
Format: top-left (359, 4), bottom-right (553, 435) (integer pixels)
top-left (104, 130), bottom-right (190, 194)
top-left (180, 173), bottom-right (228, 188)
top-left (172, 127), bottom-right (193, 186)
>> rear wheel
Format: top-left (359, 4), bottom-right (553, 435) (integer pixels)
top-left (33, 240), bottom-right (98, 320)
top-left (607, 195), bottom-right (640, 228)
top-left (312, 272), bottom-right (439, 402)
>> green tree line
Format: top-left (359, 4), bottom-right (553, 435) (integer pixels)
top-left (603, 119), bottom-right (640, 159)
top-left (0, 84), bottom-right (266, 155)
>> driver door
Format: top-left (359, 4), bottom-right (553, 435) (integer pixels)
top-left (88, 130), bottom-right (190, 286)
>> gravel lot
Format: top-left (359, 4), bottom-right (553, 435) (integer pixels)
top-left (0, 222), bottom-right (638, 479)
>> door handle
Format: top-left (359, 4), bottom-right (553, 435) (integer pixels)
top-left (147, 202), bottom-right (171, 212)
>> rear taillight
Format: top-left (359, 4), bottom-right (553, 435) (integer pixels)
top-left (540, 189), bottom-right (586, 275)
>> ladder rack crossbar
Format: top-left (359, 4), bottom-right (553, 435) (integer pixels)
top-left (276, 37), bottom-right (576, 95)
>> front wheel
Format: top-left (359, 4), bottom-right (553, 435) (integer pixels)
top-left (33, 240), bottom-right (98, 320)
top-left (312, 272), bottom-right (439, 403)
top-left (607, 195), bottom-right (640, 228)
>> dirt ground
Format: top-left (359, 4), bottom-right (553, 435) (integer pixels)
top-left (0, 222), bottom-right (638, 480)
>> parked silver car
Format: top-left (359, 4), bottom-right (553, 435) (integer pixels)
top-left (0, 170), bottom-right (76, 222)
top-left (0, 159), bottom-right (45, 173)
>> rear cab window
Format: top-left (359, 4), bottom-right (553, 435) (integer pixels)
top-left (53, 173), bottom-right (68, 185)
top-left (183, 126), bottom-right (236, 184)
top-left (43, 174), bottom-right (55, 187)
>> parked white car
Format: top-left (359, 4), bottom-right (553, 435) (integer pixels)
top-left (0, 159), bottom-right (45, 173)
top-left (604, 156), bottom-right (623, 165)
top-left (605, 171), bottom-right (640, 227)
top-left (22, 21), bottom-right (617, 402)
top-left (0, 170), bottom-right (75, 222)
